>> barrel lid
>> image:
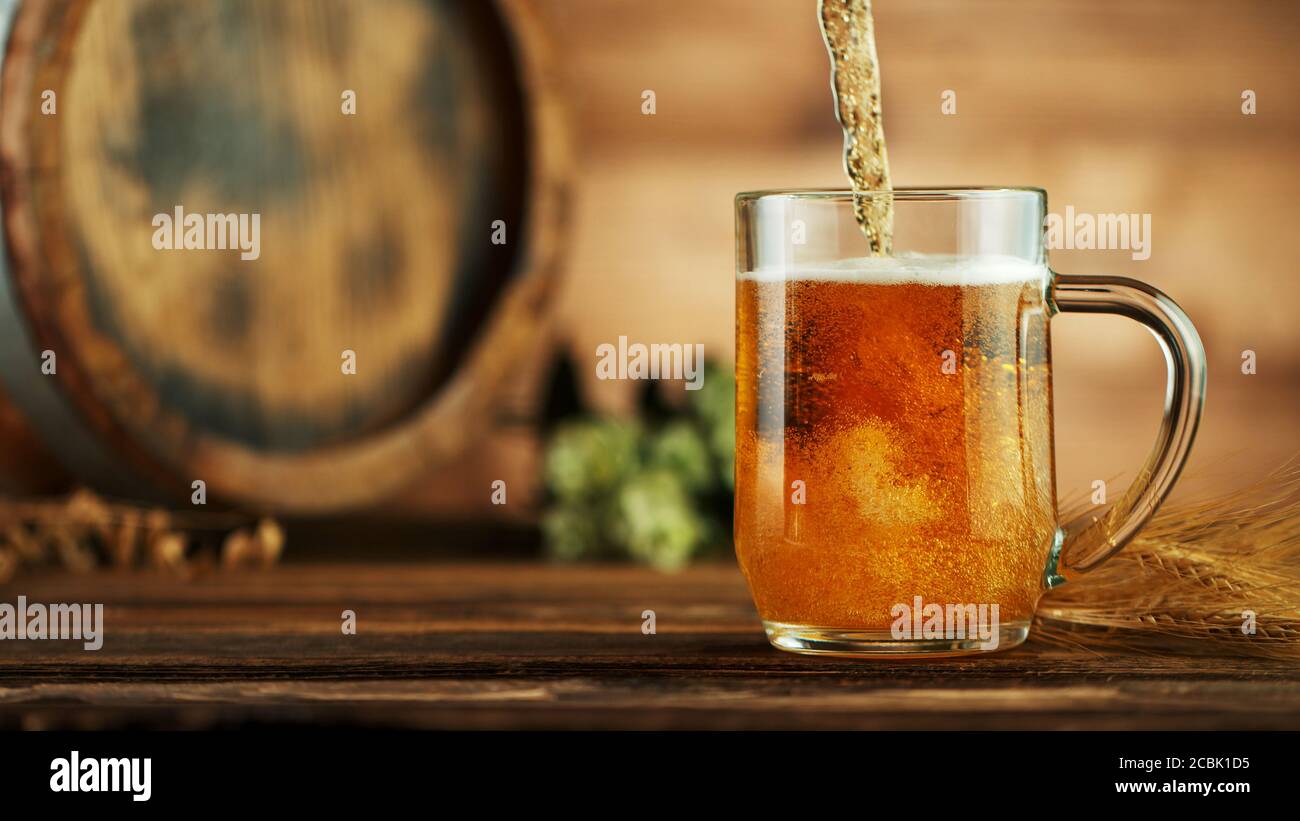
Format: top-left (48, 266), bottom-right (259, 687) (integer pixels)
top-left (0, 0), bottom-right (568, 511)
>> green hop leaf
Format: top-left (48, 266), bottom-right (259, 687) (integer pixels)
top-left (712, 421), bottom-right (735, 491)
top-left (687, 361), bottom-right (734, 431)
top-left (687, 361), bottom-right (735, 487)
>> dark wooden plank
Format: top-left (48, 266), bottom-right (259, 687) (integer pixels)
top-left (1, 563), bottom-right (1297, 729)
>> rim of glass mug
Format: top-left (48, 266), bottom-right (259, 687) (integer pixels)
top-left (736, 187), bottom-right (1053, 274)
top-left (735, 186), bottom-right (1046, 203)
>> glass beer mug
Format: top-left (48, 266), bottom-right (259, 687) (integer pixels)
top-left (734, 188), bottom-right (1206, 656)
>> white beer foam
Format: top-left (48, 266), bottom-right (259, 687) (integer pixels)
top-left (740, 253), bottom-right (1047, 285)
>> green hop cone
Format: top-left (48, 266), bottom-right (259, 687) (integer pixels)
top-left (541, 505), bottom-right (602, 563)
top-left (646, 420), bottom-right (714, 493)
top-left (543, 418), bottom-right (641, 503)
top-left (610, 469), bottom-right (706, 572)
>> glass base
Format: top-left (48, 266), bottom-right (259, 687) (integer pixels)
top-left (763, 621), bottom-right (1030, 658)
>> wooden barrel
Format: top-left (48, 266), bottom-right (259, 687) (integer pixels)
top-left (0, 0), bottom-right (568, 512)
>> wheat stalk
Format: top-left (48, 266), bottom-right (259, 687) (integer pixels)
top-left (0, 488), bottom-right (284, 582)
top-left (1036, 460), bottom-right (1300, 658)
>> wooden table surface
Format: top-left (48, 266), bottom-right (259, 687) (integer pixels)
top-left (1, 562), bottom-right (1297, 730)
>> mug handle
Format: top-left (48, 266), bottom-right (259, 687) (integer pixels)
top-left (1047, 274), bottom-right (1207, 583)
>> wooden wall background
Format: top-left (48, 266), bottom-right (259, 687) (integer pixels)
top-left (405, 0), bottom-right (1299, 519)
